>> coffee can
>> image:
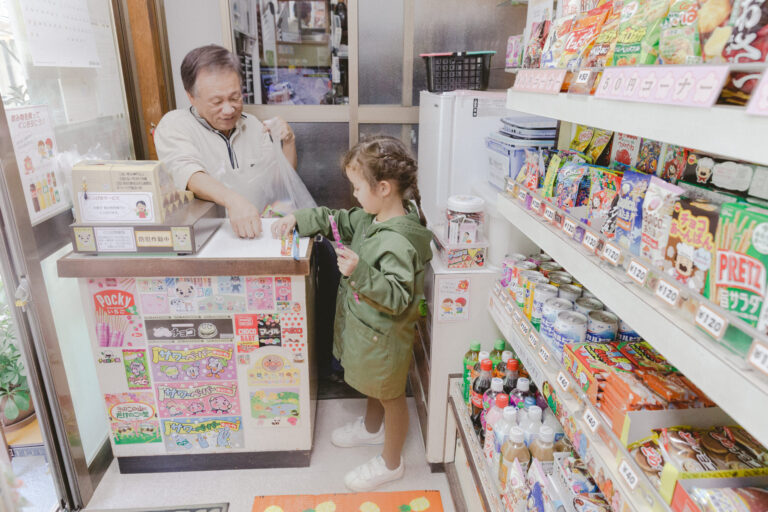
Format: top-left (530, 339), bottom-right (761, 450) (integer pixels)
top-left (553, 311), bottom-right (588, 360)
top-left (531, 284), bottom-right (559, 330)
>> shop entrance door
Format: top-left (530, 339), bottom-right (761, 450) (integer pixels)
top-left (0, 0), bottom-right (136, 508)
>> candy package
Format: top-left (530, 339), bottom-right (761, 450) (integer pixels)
top-left (570, 125), bottom-right (596, 153)
top-left (559, 4), bottom-right (613, 68)
top-left (524, 20), bottom-right (553, 68)
top-left (506, 35), bottom-right (525, 68)
top-left (614, 169), bottom-right (652, 255)
top-left (720, 0), bottom-right (768, 105)
top-left (610, 132), bottom-right (641, 170)
top-left (681, 152), bottom-right (754, 197)
top-left (614, 0), bottom-right (671, 65)
top-left (656, 143), bottom-right (686, 183)
top-left (636, 138), bottom-right (663, 174)
top-left (659, 0), bottom-right (702, 64)
top-left (586, 167), bottom-right (622, 235)
top-left (584, 6), bottom-right (624, 67)
top-left (543, 151), bottom-right (588, 198)
top-left (516, 148), bottom-right (549, 190)
top-left (699, 0), bottom-right (735, 62)
top-left (692, 487), bottom-right (768, 512)
top-left (628, 436), bottom-right (665, 488)
top-left (586, 129), bottom-right (614, 165)
top-left (541, 15), bottom-right (576, 68)
top-left (554, 163), bottom-right (591, 212)
top-left (640, 177), bottom-right (683, 267)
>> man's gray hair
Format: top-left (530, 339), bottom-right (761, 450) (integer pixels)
top-left (181, 44), bottom-right (241, 95)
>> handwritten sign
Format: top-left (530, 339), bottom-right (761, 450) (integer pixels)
top-left (528, 331), bottom-right (539, 348)
top-left (619, 459), bottom-right (639, 490)
top-left (538, 345), bottom-right (550, 363)
top-left (544, 207), bottom-right (556, 223)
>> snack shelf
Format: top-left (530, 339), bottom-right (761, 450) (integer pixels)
top-left (505, 89), bottom-right (768, 167)
top-left (488, 292), bottom-right (666, 512)
top-left (447, 378), bottom-right (506, 512)
top-left (495, 190), bottom-right (768, 449)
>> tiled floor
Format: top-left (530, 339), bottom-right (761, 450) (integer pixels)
top-left (85, 398), bottom-right (456, 512)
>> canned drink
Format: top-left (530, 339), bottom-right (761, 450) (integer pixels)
top-left (549, 271), bottom-right (573, 282)
top-left (581, 288), bottom-right (597, 299)
top-left (570, 278), bottom-right (583, 288)
top-left (516, 270), bottom-right (543, 308)
top-left (509, 263), bottom-right (537, 302)
top-left (541, 297), bottom-right (573, 342)
top-left (558, 284), bottom-right (582, 302)
top-left (537, 253), bottom-right (554, 263)
top-left (531, 284), bottom-right (558, 329)
top-left (539, 261), bottom-right (563, 277)
top-left (553, 311), bottom-right (588, 361)
top-left (502, 254), bottom-right (527, 286)
top-left (586, 310), bottom-right (619, 342)
top-left (575, 297), bottom-right (604, 315)
top-left (618, 319), bottom-right (642, 342)
top-left (549, 274), bottom-right (573, 288)
top-left (525, 275), bottom-right (551, 319)
top-left (526, 256), bottom-right (543, 267)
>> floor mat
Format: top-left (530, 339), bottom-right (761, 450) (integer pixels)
top-left (252, 490), bottom-right (442, 511)
top-left (88, 505), bottom-right (228, 512)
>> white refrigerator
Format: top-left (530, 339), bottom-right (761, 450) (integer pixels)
top-left (413, 91), bottom-right (539, 466)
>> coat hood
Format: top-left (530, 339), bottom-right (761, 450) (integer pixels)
top-left (366, 206), bottom-right (433, 264)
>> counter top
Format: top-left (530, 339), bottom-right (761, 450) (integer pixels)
top-left (58, 219), bottom-right (313, 277)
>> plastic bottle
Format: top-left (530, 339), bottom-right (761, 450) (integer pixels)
top-left (468, 351), bottom-right (489, 414)
top-left (502, 359), bottom-right (520, 394)
top-left (521, 396), bottom-right (537, 409)
top-left (509, 377), bottom-right (531, 408)
top-left (462, 341), bottom-right (481, 404)
top-left (470, 359), bottom-right (493, 437)
top-left (499, 427), bottom-right (530, 487)
top-left (481, 378), bottom-right (504, 437)
top-left (489, 339), bottom-right (506, 368)
top-left (494, 350), bottom-right (513, 379)
top-left (522, 405), bottom-right (542, 446)
top-left (483, 393), bottom-right (509, 461)
top-left (529, 425), bottom-right (555, 473)
top-left (492, 406), bottom-right (517, 470)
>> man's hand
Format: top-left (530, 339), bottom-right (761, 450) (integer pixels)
top-left (336, 246), bottom-right (359, 277)
top-left (270, 214), bottom-right (297, 239)
top-left (264, 117), bottom-right (295, 146)
top-left (225, 194), bottom-right (262, 239)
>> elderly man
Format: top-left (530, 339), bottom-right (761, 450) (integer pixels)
top-left (154, 44), bottom-right (296, 238)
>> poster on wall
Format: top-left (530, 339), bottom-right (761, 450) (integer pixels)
top-left (250, 388), bottom-right (300, 427)
top-left (155, 382), bottom-right (240, 418)
top-left (162, 416), bottom-right (243, 452)
top-left (88, 278), bottom-right (145, 347)
top-left (6, 105), bottom-right (69, 225)
top-left (19, 0), bottom-right (100, 68)
top-left (437, 278), bottom-right (471, 322)
top-left (104, 392), bottom-right (161, 445)
top-left (149, 344), bottom-right (236, 383)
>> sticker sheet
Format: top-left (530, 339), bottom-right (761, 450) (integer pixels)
top-left (149, 344), bottom-right (236, 382)
top-left (123, 349), bottom-right (152, 390)
top-left (247, 353), bottom-right (301, 387)
top-left (234, 314), bottom-right (260, 353)
top-left (155, 382), bottom-right (240, 418)
top-left (257, 314), bottom-right (281, 347)
top-left (437, 278), bottom-right (471, 322)
top-left (246, 277), bottom-right (274, 311)
top-left (105, 392), bottom-right (162, 445)
top-left (162, 416), bottom-right (244, 452)
top-left (279, 309), bottom-right (306, 354)
top-left (250, 388), bottom-right (300, 427)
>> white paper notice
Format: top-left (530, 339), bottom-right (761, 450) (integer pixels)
top-left (20, 0), bottom-right (100, 68)
top-left (6, 105), bottom-right (69, 225)
top-left (78, 192), bottom-right (156, 224)
top-left (437, 278), bottom-right (471, 322)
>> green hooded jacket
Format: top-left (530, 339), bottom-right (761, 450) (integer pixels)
top-left (294, 205), bottom-right (433, 399)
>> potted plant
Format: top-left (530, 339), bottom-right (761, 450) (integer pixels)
top-left (0, 281), bottom-right (33, 431)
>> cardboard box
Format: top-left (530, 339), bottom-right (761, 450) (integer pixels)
top-left (670, 475), bottom-right (768, 512)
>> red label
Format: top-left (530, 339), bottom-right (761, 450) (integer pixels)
top-left (640, 445), bottom-right (663, 470)
top-left (470, 390), bottom-right (483, 409)
top-left (716, 250), bottom-right (766, 297)
top-left (93, 290), bottom-right (135, 315)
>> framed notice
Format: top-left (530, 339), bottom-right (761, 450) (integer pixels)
top-left (437, 278), bottom-right (471, 322)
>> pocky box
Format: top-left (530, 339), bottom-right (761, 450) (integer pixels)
top-left (663, 199), bottom-right (719, 295)
top-left (640, 177), bottom-right (684, 267)
top-left (614, 170), bottom-right (653, 255)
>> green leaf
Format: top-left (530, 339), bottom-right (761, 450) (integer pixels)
top-left (4, 398), bottom-right (19, 420)
top-left (13, 391), bottom-right (30, 411)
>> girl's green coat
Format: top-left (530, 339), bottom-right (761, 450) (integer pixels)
top-left (295, 205), bottom-right (433, 399)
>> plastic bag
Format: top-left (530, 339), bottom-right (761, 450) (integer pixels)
top-left (212, 134), bottom-right (316, 217)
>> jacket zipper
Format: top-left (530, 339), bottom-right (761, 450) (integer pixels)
top-left (190, 107), bottom-right (241, 170)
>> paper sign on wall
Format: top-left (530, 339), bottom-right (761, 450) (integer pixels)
top-left (437, 278), bottom-right (471, 322)
top-left (105, 392), bottom-right (161, 445)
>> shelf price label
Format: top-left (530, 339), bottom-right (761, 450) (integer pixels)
top-left (626, 259), bottom-right (649, 286)
top-left (518, 189), bottom-right (528, 203)
top-left (520, 321), bottom-right (530, 336)
top-left (655, 278), bottom-right (681, 307)
top-left (556, 371), bottom-right (569, 392)
top-left (563, 218), bottom-right (577, 238)
top-left (576, 69), bottom-right (592, 84)
top-left (583, 231), bottom-right (600, 254)
top-left (504, 302), bottom-right (516, 318)
top-left (538, 345), bottom-right (550, 363)
top-left (530, 197), bottom-right (542, 213)
top-left (544, 207), bottom-right (556, 223)
top-left (748, 340), bottom-right (768, 376)
top-left (619, 459), bottom-right (639, 490)
top-left (513, 309), bottom-right (522, 325)
top-left (528, 331), bottom-right (539, 348)
top-left (494, 282), bottom-right (503, 297)
top-left (583, 408), bottom-right (599, 433)
top-left (695, 304), bottom-right (728, 339)
top-left (602, 242), bottom-right (621, 266)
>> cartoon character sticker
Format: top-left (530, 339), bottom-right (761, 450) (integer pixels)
top-left (104, 392), bottom-right (162, 445)
top-left (197, 294), bottom-right (246, 314)
top-left (165, 278), bottom-right (213, 314)
top-left (123, 349), bottom-right (151, 389)
top-left (149, 344), bottom-right (236, 383)
top-left (170, 227), bottom-right (192, 252)
top-left (217, 276), bottom-right (245, 295)
top-left (162, 416), bottom-right (243, 452)
top-left (250, 388), bottom-right (299, 427)
top-left (275, 277), bottom-right (292, 302)
top-left (139, 293), bottom-right (169, 316)
top-left (155, 382), bottom-right (240, 418)
top-left (247, 353), bottom-right (300, 387)
top-left (437, 278), bottom-right (470, 322)
top-left (234, 314), bottom-right (260, 353)
top-left (246, 277), bottom-right (274, 311)
top-left (257, 314), bottom-right (281, 347)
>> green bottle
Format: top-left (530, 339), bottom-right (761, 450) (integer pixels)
top-left (463, 341), bottom-right (481, 404)
top-left (490, 339), bottom-right (506, 368)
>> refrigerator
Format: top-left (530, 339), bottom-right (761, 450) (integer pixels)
top-left (413, 90), bottom-right (540, 465)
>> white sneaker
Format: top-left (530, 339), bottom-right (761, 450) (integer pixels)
top-left (344, 455), bottom-right (405, 492)
top-left (331, 416), bottom-right (385, 448)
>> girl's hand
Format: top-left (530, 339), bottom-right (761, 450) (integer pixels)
top-left (270, 214), bottom-right (297, 239)
top-left (336, 246), bottom-right (359, 277)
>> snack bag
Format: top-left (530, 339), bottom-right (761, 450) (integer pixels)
top-left (586, 129), bottom-right (613, 165)
top-left (544, 151), bottom-right (588, 197)
top-left (663, 199), bottom-right (719, 294)
top-left (558, 4), bottom-right (613, 68)
top-left (541, 15), bottom-right (576, 68)
top-left (555, 162), bottom-right (590, 212)
top-left (516, 148), bottom-right (549, 190)
top-left (681, 152), bottom-right (753, 197)
top-left (524, 20), bottom-right (553, 68)
top-left (636, 138), bottom-right (663, 174)
top-left (656, 144), bottom-right (686, 183)
top-left (614, 0), bottom-right (671, 65)
top-left (659, 0), bottom-right (702, 64)
top-left (640, 0), bottom-right (673, 63)
top-left (640, 177), bottom-right (683, 267)
top-left (586, 167), bottom-right (622, 235)
top-left (570, 125), bottom-right (596, 152)
top-left (507, 35), bottom-right (525, 68)
top-left (692, 487), bottom-right (768, 512)
top-left (584, 7), bottom-right (624, 67)
top-left (610, 133), bottom-right (641, 170)
top-left (699, 0), bottom-right (735, 62)
top-left (719, 0), bottom-right (768, 105)
top-left (614, 169), bottom-right (652, 254)
top-left (563, 0), bottom-right (584, 16)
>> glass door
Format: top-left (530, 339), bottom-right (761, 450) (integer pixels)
top-left (0, 0), bottom-right (135, 508)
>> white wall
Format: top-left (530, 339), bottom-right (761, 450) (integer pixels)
top-left (164, 0), bottom-right (227, 110)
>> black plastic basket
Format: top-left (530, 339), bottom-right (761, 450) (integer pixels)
top-left (421, 51), bottom-right (495, 93)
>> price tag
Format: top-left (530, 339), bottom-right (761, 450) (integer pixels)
top-left (626, 259), bottom-right (649, 286)
top-left (563, 218), bottom-right (577, 238)
top-left (576, 69), bottom-right (592, 84)
top-left (583, 408), bottom-right (599, 433)
top-left (528, 331), bottom-right (539, 348)
top-left (582, 231), bottom-right (600, 253)
top-left (494, 282), bottom-right (503, 297)
top-left (520, 321), bottom-right (530, 336)
top-left (695, 304), bottom-right (728, 339)
top-left (602, 242), bottom-right (621, 266)
top-left (517, 189), bottom-right (528, 202)
top-left (504, 302), bottom-right (516, 318)
top-left (538, 345), bottom-right (550, 363)
top-left (619, 459), bottom-right (639, 490)
top-left (530, 197), bottom-right (542, 213)
top-left (748, 340), bottom-right (768, 376)
top-left (655, 279), bottom-right (681, 307)
top-left (513, 309), bottom-right (522, 324)
top-left (544, 207), bottom-right (556, 222)
top-left (556, 371), bottom-right (569, 392)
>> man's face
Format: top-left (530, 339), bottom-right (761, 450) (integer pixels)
top-left (187, 68), bottom-right (243, 133)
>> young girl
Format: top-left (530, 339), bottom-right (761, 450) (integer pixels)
top-left (272, 136), bottom-right (432, 491)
